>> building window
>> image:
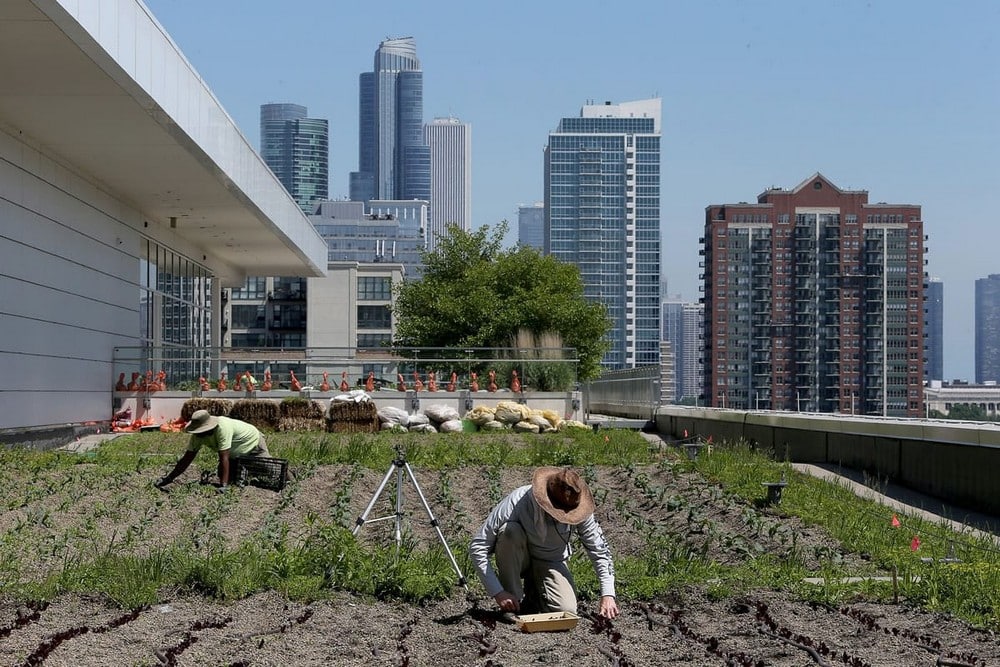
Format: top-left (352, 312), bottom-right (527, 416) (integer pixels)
top-left (357, 333), bottom-right (392, 348)
top-left (231, 276), bottom-right (266, 300)
top-left (231, 305), bottom-right (265, 329)
top-left (358, 276), bottom-right (392, 300)
top-left (358, 305), bottom-right (391, 329)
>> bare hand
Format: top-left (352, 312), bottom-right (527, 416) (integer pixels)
top-left (494, 591), bottom-right (519, 613)
top-left (598, 595), bottom-right (619, 619)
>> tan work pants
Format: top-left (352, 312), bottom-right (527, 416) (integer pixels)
top-left (495, 521), bottom-right (577, 614)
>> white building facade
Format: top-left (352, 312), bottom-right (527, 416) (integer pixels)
top-left (424, 117), bottom-right (471, 251)
top-left (0, 0), bottom-right (325, 434)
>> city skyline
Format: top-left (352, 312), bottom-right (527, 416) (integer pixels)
top-left (145, 0), bottom-right (1000, 381)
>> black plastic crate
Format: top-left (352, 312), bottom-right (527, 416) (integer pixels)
top-left (232, 456), bottom-right (288, 491)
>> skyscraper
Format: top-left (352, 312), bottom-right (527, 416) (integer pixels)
top-left (518, 202), bottom-right (545, 251)
top-left (260, 103), bottom-right (329, 213)
top-left (663, 299), bottom-right (704, 402)
top-left (702, 173), bottom-right (925, 417)
top-left (924, 277), bottom-right (944, 382)
top-left (544, 99), bottom-right (662, 369)
top-left (424, 117), bottom-right (471, 250)
top-left (350, 37), bottom-right (430, 205)
top-left (975, 275), bottom-right (1000, 383)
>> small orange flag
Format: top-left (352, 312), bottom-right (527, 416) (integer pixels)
top-left (891, 514), bottom-right (901, 528)
top-left (910, 536), bottom-right (921, 551)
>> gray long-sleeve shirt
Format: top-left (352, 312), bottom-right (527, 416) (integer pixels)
top-left (469, 485), bottom-right (616, 599)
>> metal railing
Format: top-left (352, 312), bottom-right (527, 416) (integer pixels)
top-left (112, 345), bottom-right (580, 395)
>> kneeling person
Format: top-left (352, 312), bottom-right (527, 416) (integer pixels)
top-left (470, 467), bottom-right (619, 619)
top-left (156, 410), bottom-right (270, 492)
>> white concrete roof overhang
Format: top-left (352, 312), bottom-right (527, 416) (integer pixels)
top-left (0, 0), bottom-right (327, 284)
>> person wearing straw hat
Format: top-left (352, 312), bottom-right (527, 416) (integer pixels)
top-left (470, 467), bottom-right (619, 619)
top-left (154, 410), bottom-right (271, 492)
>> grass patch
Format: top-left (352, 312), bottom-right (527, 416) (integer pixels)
top-left (1, 430), bottom-right (999, 631)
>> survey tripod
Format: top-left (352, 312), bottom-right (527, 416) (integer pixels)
top-left (352, 444), bottom-right (468, 591)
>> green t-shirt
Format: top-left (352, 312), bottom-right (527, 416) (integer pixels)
top-left (186, 416), bottom-right (260, 457)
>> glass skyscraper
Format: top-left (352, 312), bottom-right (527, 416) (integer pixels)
top-left (544, 99), bottom-right (662, 369)
top-left (975, 274), bottom-right (1000, 383)
top-left (350, 37), bottom-right (430, 205)
top-left (518, 202), bottom-right (545, 251)
top-left (924, 278), bottom-right (944, 382)
top-left (260, 103), bottom-right (329, 213)
top-left (662, 299), bottom-right (704, 401)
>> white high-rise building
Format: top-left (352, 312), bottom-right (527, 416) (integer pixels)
top-left (424, 117), bottom-right (472, 251)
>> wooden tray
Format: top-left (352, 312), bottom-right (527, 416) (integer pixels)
top-left (514, 611), bottom-right (579, 632)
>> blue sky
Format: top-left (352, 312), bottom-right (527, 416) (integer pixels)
top-left (145, 0), bottom-right (999, 381)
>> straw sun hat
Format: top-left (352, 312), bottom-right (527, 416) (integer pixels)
top-left (531, 467), bottom-right (595, 525)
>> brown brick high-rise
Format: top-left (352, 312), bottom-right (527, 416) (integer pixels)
top-left (701, 173), bottom-right (925, 417)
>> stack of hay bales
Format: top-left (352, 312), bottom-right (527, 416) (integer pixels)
top-left (326, 396), bottom-right (379, 433)
top-left (278, 397), bottom-right (325, 432)
top-left (180, 398), bottom-right (233, 421)
top-left (229, 399), bottom-right (279, 431)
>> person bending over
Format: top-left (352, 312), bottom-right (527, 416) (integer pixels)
top-left (470, 467), bottom-right (619, 619)
top-left (155, 409), bottom-right (270, 492)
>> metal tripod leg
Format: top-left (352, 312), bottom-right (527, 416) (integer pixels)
top-left (351, 459), bottom-right (402, 537)
top-left (351, 454), bottom-right (468, 591)
top-left (399, 460), bottom-right (468, 591)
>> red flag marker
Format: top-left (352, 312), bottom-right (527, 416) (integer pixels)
top-left (707, 435), bottom-right (713, 444)
top-left (910, 536), bottom-right (921, 551)
top-left (891, 514), bottom-right (901, 528)
top-left (683, 429), bottom-right (688, 438)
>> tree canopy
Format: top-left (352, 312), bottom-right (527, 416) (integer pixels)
top-left (392, 222), bottom-right (610, 380)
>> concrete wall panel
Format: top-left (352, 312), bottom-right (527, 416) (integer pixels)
top-left (0, 126), bottom-right (141, 429)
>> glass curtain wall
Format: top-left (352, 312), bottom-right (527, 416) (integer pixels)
top-left (139, 239), bottom-right (213, 386)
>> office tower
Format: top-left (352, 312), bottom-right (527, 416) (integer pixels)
top-left (544, 98), bottom-right (662, 369)
top-left (310, 199), bottom-right (429, 279)
top-left (260, 103), bottom-right (329, 213)
top-left (924, 277), bottom-right (944, 382)
top-left (424, 117), bottom-right (472, 250)
top-left (663, 299), bottom-right (704, 402)
top-left (975, 275), bottom-right (1000, 383)
top-left (350, 37), bottom-right (430, 205)
top-left (701, 173), bottom-right (925, 417)
top-left (518, 202), bottom-right (545, 251)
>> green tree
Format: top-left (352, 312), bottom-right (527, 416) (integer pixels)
top-left (392, 222), bottom-right (610, 380)
top-left (944, 403), bottom-right (992, 421)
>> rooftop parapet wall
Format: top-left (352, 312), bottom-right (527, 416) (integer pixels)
top-left (654, 406), bottom-right (1000, 517)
